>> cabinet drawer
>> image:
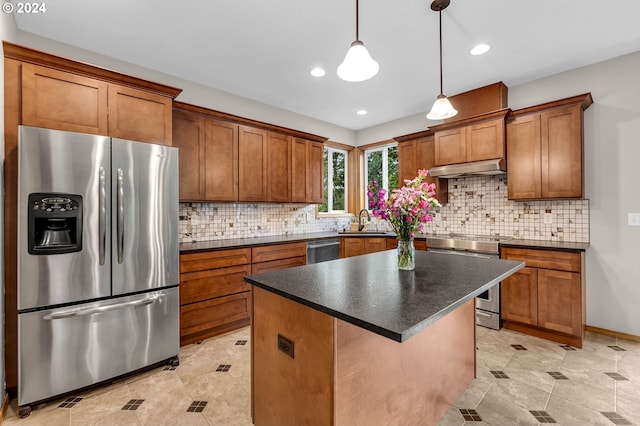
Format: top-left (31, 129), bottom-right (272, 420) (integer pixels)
top-left (180, 248), bottom-right (251, 273)
top-left (251, 256), bottom-right (306, 274)
top-left (502, 247), bottom-right (580, 272)
top-left (180, 291), bottom-right (251, 345)
top-left (180, 264), bottom-right (251, 305)
top-left (252, 242), bottom-right (306, 263)
top-left (385, 239), bottom-right (428, 251)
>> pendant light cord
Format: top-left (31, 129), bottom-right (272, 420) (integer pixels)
top-left (438, 9), bottom-right (443, 96)
top-left (356, 0), bottom-right (360, 41)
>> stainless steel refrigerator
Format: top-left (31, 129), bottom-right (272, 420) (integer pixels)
top-left (17, 126), bottom-right (179, 412)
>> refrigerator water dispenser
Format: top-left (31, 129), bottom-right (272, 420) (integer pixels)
top-left (27, 193), bottom-right (82, 254)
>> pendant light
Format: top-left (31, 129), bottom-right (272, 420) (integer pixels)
top-left (426, 0), bottom-right (458, 120)
top-left (337, 0), bottom-right (379, 82)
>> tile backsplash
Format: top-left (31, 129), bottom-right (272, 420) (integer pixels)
top-left (179, 175), bottom-right (589, 244)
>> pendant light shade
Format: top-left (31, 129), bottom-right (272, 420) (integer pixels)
top-left (426, 0), bottom-right (458, 120)
top-left (337, 0), bottom-right (379, 82)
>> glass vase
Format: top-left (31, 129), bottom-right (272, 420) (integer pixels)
top-left (397, 239), bottom-right (415, 271)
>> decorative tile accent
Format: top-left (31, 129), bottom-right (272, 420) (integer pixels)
top-left (195, 340), bottom-right (203, 345)
top-left (490, 370), bottom-right (509, 379)
top-left (459, 408), bottom-right (482, 421)
top-left (122, 399), bottom-right (144, 411)
top-left (235, 340), bottom-right (248, 346)
top-left (530, 410), bottom-right (556, 423)
top-left (216, 364), bottom-right (232, 372)
top-left (548, 371), bottom-right (569, 380)
top-left (58, 397), bottom-right (83, 408)
top-left (511, 344), bottom-right (528, 350)
top-left (601, 411), bottom-right (633, 425)
top-left (605, 372), bottom-right (629, 381)
top-left (560, 344), bottom-right (577, 351)
top-left (608, 345), bottom-right (627, 352)
top-left (187, 401), bottom-right (208, 413)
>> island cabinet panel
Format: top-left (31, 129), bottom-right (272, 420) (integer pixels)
top-left (252, 287), bottom-right (335, 426)
top-left (21, 63), bottom-right (108, 135)
top-left (267, 132), bottom-right (292, 202)
top-left (179, 248), bottom-right (252, 345)
top-left (172, 110), bottom-right (205, 200)
top-left (501, 247), bottom-right (585, 347)
top-left (507, 94), bottom-right (592, 200)
top-left (204, 118), bottom-right (239, 201)
top-left (239, 125), bottom-right (269, 201)
top-left (108, 83), bottom-right (172, 145)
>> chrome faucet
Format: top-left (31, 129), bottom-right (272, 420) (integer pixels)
top-left (358, 209), bottom-right (370, 231)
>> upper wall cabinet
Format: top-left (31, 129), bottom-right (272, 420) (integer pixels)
top-left (395, 131), bottom-right (448, 204)
top-left (10, 43), bottom-right (180, 145)
top-left (172, 102), bottom-right (325, 203)
top-left (430, 109), bottom-right (510, 167)
top-left (507, 94), bottom-right (593, 200)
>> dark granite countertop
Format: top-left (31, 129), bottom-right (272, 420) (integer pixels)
top-left (501, 239), bottom-right (589, 252)
top-left (180, 232), bottom-right (341, 253)
top-left (244, 250), bottom-right (524, 342)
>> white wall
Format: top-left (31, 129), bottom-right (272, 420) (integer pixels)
top-left (1, 9), bottom-right (20, 406)
top-left (361, 52), bottom-right (640, 337)
top-left (16, 32), bottom-right (357, 146)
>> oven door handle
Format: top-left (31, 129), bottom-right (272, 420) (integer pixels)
top-left (475, 310), bottom-right (493, 318)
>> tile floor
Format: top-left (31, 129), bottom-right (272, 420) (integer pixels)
top-left (4, 326), bottom-right (640, 425)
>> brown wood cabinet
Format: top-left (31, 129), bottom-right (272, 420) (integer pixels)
top-left (386, 238), bottom-right (428, 251)
top-left (267, 132), bottom-right (292, 202)
top-left (179, 248), bottom-right (252, 345)
top-left (292, 138), bottom-right (324, 203)
top-left (3, 41), bottom-right (182, 393)
top-left (251, 242), bottom-right (307, 274)
top-left (204, 118), bottom-right (240, 201)
top-left (172, 110), bottom-right (206, 200)
top-left (501, 247), bottom-right (585, 347)
top-left (433, 113), bottom-right (508, 166)
top-left (21, 61), bottom-right (174, 144)
top-left (340, 237), bottom-right (388, 258)
top-left (507, 94), bottom-right (592, 200)
top-left (239, 125), bottom-right (268, 201)
top-left (396, 131), bottom-right (448, 203)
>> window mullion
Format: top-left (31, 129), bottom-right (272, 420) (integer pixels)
top-left (327, 149), bottom-right (334, 211)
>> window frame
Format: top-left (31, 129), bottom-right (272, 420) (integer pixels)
top-left (318, 144), bottom-right (350, 216)
top-left (363, 142), bottom-right (398, 209)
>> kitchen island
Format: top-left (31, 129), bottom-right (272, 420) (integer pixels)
top-left (245, 250), bottom-right (524, 426)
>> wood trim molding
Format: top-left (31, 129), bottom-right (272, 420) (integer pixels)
top-left (3, 41), bottom-right (182, 98)
top-left (393, 129), bottom-right (434, 143)
top-left (426, 108), bottom-right (511, 132)
top-left (357, 139), bottom-right (397, 151)
top-left (173, 101), bottom-right (328, 143)
top-left (585, 325), bottom-right (640, 343)
top-left (325, 140), bottom-right (355, 151)
top-left (511, 93), bottom-right (593, 117)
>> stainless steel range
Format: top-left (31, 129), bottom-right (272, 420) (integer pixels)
top-left (426, 234), bottom-right (514, 330)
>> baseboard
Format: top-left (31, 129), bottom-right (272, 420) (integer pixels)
top-left (1, 393), bottom-right (9, 423)
top-left (586, 325), bottom-right (640, 343)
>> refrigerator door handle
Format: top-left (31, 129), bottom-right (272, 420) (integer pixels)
top-left (99, 167), bottom-right (107, 266)
top-left (117, 168), bottom-right (124, 264)
top-left (42, 294), bottom-right (163, 320)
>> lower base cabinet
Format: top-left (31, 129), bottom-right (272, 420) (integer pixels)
top-left (501, 247), bottom-right (585, 347)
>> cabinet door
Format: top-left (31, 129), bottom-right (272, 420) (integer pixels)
top-left (364, 238), bottom-right (387, 254)
top-left (507, 114), bottom-right (542, 200)
top-left (398, 140), bottom-right (417, 184)
top-left (416, 135), bottom-right (448, 203)
top-left (291, 138), bottom-right (308, 202)
top-left (267, 133), bottom-right (292, 202)
top-left (308, 141), bottom-right (325, 203)
top-left (180, 264), bottom-right (251, 305)
top-left (239, 126), bottom-right (268, 201)
top-left (465, 118), bottom-right (505, 162)
top-left (108, 84), bottom-right (172, 145)
top-left (501, 267), bottom-right (538, 325)
top-left (434, 128), bottom-right (465, 166)
top-left (21, 63), bottom-right (108, 135)
top-left (341, 238), bottom-right (364, 258)
top-left (541, 105), bottom-right (583, 198)
top-left (204, 119), bottom-right (239, 201)
top-left (173, 111), bottom-right (205, 200)
top-left (537, 269), bottom-right (582, 336)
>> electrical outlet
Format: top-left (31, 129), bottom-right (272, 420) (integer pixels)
top-left (628, 213), bottom-right (640, 227)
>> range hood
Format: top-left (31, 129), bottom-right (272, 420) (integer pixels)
top-left (429, 158), bottom-right (506, 178)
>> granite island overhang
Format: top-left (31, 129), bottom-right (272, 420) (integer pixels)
top-left (245, 250), bottom-right (524, 426)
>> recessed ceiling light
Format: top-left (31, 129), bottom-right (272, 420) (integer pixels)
top-left (470, 43), bottom-right (491, 56)
top-left (356, 110), bottom-right (368, 116)
top-left (310, 67), bottom-right (326, 77)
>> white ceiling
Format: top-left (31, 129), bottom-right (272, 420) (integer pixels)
top-left (12, 0), bottom-right (640, 130)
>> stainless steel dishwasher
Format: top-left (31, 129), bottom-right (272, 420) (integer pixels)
top-left (306, 238), bottom-right (340, 263)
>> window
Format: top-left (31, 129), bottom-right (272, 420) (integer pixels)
top-left (365, 144), bottom-right (398, 207)
top-left (318, 146), bottom-right (348, 213)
